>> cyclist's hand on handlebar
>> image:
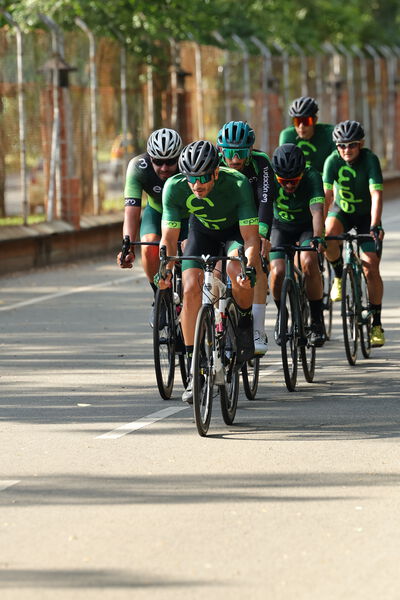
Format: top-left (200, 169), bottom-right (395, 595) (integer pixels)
top-left (370, 225), bottom-right (384, 241)
top-left (117, 250), bottom-right (135, 268)
top-left (260, 237), bottom-right (271, 257)
top-left (310, 236), bottom-right (326, 252)
top-left (154, 269), bottom-right (173, 289)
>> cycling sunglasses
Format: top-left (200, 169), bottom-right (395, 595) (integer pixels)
top-left (293, 116), bottom-right (314, 127)
top-left (151, 158), bottom-right (178, 166)
top-left (185, 172), bottom-right (214, 184)
top-left (336, 142), bottom-right (361, 149)
top-left (221, 147), bottom-right (251, 159)
top-left (276, 174), bottom-right (303, 186)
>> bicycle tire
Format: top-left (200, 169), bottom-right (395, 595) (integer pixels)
top-left (299, 292), bottom-right (316, 383)
top-left (241, 356), bottom-right (260, 400)
top-left (280, 278), bottom-right (299, 392)
top-left (153, 288), bottom-right (176, 399)
top-left (192, 305), bottom-right (215, 436)
top-left (341, 266), bottom-right (358, 365)
top-left (322, 255), bottom-right (334, 340)
top-left (219, 299), bottom-right (240, 425)
top-left (359, 269), bottom-right (372, 359)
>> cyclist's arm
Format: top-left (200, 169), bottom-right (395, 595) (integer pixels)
top-left (239, 224), bottom-right (261, 269)
top-left (310, 201), bottom-right (324, 239)
top-left (123, 204), bottom-right (141, 242)
top-left (256, 160), bottom-right (275, 242)
top-left (370, 188), bottom-right (383, 230)
top-left (323, 187), bottom-right (334, 219)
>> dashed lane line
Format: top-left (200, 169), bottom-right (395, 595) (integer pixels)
top-left (96, 406), bottom-right (190, 439)
top-left (0, 480), bottom-right (20, 491)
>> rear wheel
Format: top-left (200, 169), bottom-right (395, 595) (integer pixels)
top-left (192, 305), bottom-right (215, 436)
top-left (359, 269), bottom-right (372, 359)
top-left (280, 279), bottom-right (298, 392)
top-left (300, 292), bottom-right (316, 383)
top-left (219, 299), bottom-right (240, 425)
top-left (322, 256), bottom-right (334, 340)
top-left (341, 266), bottom-right (358, 365)
top-left (153, 288), bottom-right (176, 399)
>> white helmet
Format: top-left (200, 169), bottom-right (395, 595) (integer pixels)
top-left (147, 128), bottom-right (182, 159)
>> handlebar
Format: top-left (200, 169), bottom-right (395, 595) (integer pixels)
top-left (325, 232), bottom-right (381, 255)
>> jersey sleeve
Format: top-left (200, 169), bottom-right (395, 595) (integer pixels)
top-left (161, 177), bottom-right (185, 229)
top-left (367, 153), bottom-right (383, 190)
top-left (237, 177), bottom-right (259, 226)
top-left (322, 152), bottom-right (338, 189)
top-left (278, 127), bottom-right (296, 145)
top-left (307, 168), bottom-right (325, 206)
top-left (255, 155), bottom-right (275, 239)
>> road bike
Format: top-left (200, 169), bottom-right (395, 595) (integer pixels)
top-left (325, 232), bottom-right (377, 366)
top-left (121, 237), bottom-right (187, 399)
top-left (158, 246), bottom-right (248, 436)
top-left (272, 244), bottom-right (319, 392)
top-left (320, 253), bottom-right (334, 340)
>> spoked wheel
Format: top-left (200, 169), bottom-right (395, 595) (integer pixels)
top-left (176, 322), bottom-right (188, 388)
top-left (219, 299), bottom-right (240, 425)
top-left (280, 279), bottom-right (299, 392)
top-left (241, 356), bottom-right (260, 400)
top-left (192, 305), bottom-right (215, 436)
top-left (322, 255), bottom-right (334, 340)
top-left (341, 266), bottom-right (358, 365)
top-left (359, 269), bottom-right (372, 359)
top-left (153, 288), bottom-right (176, 399)
top-left (300, 294), bottom-right (316, 383)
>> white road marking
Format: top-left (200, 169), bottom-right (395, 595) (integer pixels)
top-left (0, 274), bottom-right (141, 312)
top-left (96, 406), bottom-right (189, 439)
top-left (0, 480), bottom-right (20, 491)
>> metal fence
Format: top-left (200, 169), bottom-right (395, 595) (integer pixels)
top-left (1, 19), bottom-right (399, 224)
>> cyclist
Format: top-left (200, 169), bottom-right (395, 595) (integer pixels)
top-left (117, 128), bottom-right (186, 326)
top-left (323, 120), bottom-right (385, 347)
top-left (270, 143), bottom-right (326, 347)
top-left (217, 120), bottom-right (275, 356)
top-left (279, 96), bottom-right (335, 175)
top-left (158, 140), bottom-right (260, 403)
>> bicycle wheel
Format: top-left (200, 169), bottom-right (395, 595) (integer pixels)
top-left (280, 278), bottom-right (299, 392)
top-left (341, 266), bottom-right (358, 365)
top-left (299, 292), bottom-right (316, 383)
top-left (241, 357), bottom-right (260, 400)
top-left (322, 255), bottom-right (334, 340)
top-left (359, 269), bottom-right (372, 359)
top-left (192, 305), bottom-right (215, 436)
top-left (219, 299), bottom-right (240, 425)
top-left (153, 288), bottom-right (176, 399)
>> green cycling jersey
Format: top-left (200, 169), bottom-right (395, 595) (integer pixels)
top-left (279, 123), bottom-right (336, 173)
top-left (274, 166), bottom-right (325, 228)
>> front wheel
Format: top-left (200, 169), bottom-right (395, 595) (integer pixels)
top-left (280, 278), bottom-right (299, 392)
top-left (153, 288), bottom-right (176, 399)
top-left (322, 255), bottom-right (334, 340)
top-left (341, 266), bottom-right (358, 365)
top-left (219, 299), bottom-right (240, 425)
top-left (241, 357), bottom-right (260, 400)
top-left (192, 305), bottom-right (215, 436)
top-left (359, 269), bottom-right (372, 359)
top-left (300, 291), bottom-right (316, 383)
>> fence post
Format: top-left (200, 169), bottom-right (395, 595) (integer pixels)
top-left (232, 34), bottom-right (251, 123)
top-left (250, 36), bottom-right (271, 153)
top-left (351, 45), bottom-right (370, 144)
top-left (272, 42), bottom-right (290, 127)
top-left (0, 10), bottom-right (28, 224)
top-left (75, 18), bottom-right (100, 215)
top-left (212, 31), bottom-right (232, 123)
top-left (292, 42), bottom-right (308, 96)
top-left (336, 43), bottom-right (356, 120)
top-left (365, 45), bottom-right (384, 161)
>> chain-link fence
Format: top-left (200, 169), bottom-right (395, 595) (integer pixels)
top-left (1, 22), bottom-right (399, 224)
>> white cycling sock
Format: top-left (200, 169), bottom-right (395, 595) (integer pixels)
top-left (252, 303), bottom-right (266, 334)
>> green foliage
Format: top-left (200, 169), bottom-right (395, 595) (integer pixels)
top-left (1, 0), bottom-right (399, 50)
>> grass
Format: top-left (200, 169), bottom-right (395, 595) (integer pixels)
top-left (0, 215), bottom-right (47, 227)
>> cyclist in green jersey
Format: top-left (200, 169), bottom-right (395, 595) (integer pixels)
top-left (270, 143), bottom-right (326, 347)
top-left (279, 96), bottom-right (335, 175)
top-left (324, 120), bottom-right (385, 347)
top-left (158, 140), bottom-right (260, 403)
top-left (217, 120), bottom-right (276, 355)
top-left (117, 128), bottom-right (184, 326)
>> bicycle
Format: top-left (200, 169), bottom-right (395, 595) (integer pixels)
top-left (158, 246), bottom-right (248, 436)
top-left (325, 232), bottom-right (377, 366)
top-left (272, 244), bottom-right (319, 392)
top-left (121, 236), bottom-right (187, 399)
top-left (320, 253), bottom-right (334, 340)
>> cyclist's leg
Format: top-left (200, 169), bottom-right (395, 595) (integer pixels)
top-left (139, 204), bottom-right (162, 284)
top-left (299, 231), bottom-right (325, 346)
top-left (325, 209), bottom-right (346, 301)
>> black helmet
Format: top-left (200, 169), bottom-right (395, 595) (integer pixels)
top-left (147, 128), bottom-right (182, 159)
top-left (333, 120), bottom-right (365, 143)
top-left (178, 141), bottom-right (219, 177)
top-left (217, 121), bottom-right (255, 148)
top-left (272, 144), bottom-right (306, 178)
top-left (288, 96), bottom-right (319, 117)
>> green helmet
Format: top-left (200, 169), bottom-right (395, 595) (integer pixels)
top-left (217, 121), bottom-right (255, 148)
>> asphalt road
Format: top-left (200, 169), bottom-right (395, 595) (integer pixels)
top-left (1, 199), bottom-right (400, 600)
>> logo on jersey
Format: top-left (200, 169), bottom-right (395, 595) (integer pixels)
top-left (186, 194), bottom-right (226, 230)
top-left (337, 165), bottom-right (362, 213)
top-left (297, 140), bottom-right (317, 168)
top-left (275, 187), bottom-right (301, 222)
top-left (138, 157), bottom-right (148, 169)
top-left (153, 186), bottom-right (162, 194)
